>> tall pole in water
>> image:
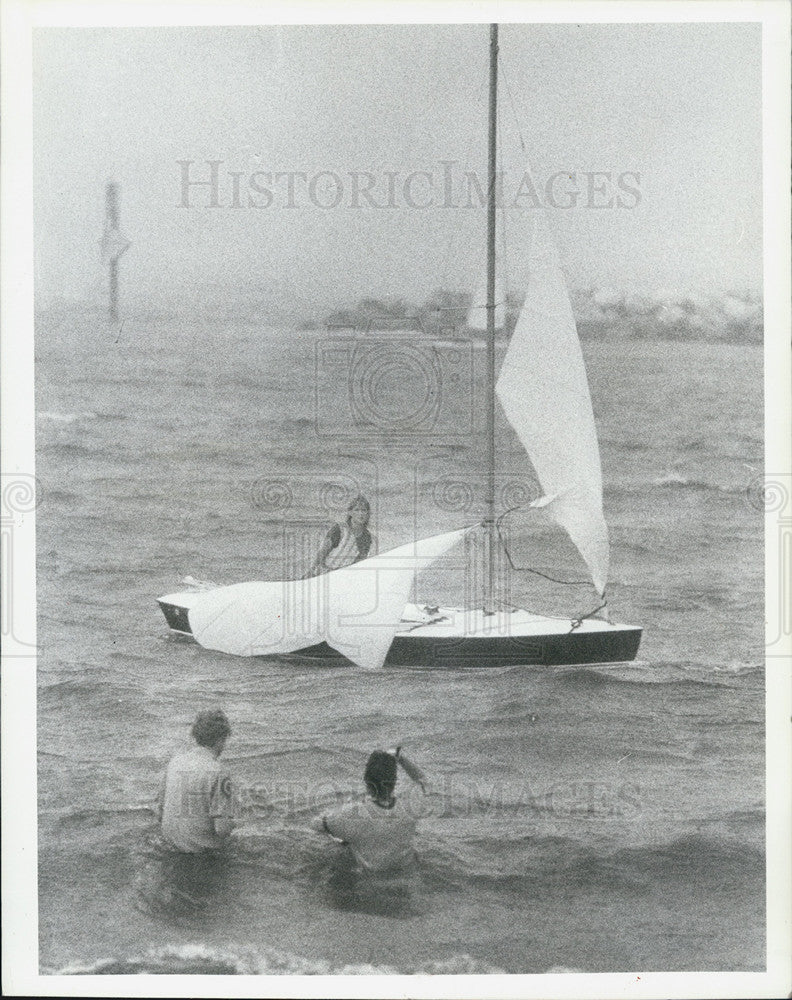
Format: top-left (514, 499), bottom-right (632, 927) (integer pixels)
top-left (106, 182), bottom-right (120, 322)
top-left (485, 23), bottom-right (499, 611)
top-left (102, 181), bottom-right (130, 322)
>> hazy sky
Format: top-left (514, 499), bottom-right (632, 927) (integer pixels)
top-left (33, 22), bottom-right (762, 316)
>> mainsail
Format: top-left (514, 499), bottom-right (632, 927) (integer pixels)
top-left (495, 250), bottom-right (609, 595)
top-left (188, 528), bottom-right (468, 670)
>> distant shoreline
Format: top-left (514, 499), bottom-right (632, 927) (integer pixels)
top-left (35, 286), bottom-right (763, 345)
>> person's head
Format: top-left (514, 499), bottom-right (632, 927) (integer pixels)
top-left (364, 750), bottom-right (397, 802)
top-left (191, 709), bottom-right (231, 756)
top-left (346, 494), bottom-right (370, 530)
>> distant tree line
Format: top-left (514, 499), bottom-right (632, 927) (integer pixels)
top-left (302, 290), bottom-right (519, 337)
top-left (304, 287), bottom-right (762, 344)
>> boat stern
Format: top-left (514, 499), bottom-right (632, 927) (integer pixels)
top-left (157, 591), bottom-right (197, 635)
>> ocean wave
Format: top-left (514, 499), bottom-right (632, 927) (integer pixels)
top-left (212, 374), bottom-right (268, 391)
top-left (553, 667), bottom-right (612, 688)
top-left (654, 473), bottom-right (710, 489)
top-left (38, 410), bottom-right (117, 424)
top-left (53, 805), bottom-right (155, 828)
top-left (697, 807), bottom-right (764, 829)
top-left (642, 593), bottom-right (726, 613)
top-left (50, 942), bottom-right (504, 976)
top-left (609, 833), bottom-right (764, 888)
top-left (603, 438), bottom-right (649, 453)
top-left (604, 477), bottom-right (750, 502)
top-left (652, 473), bottom-right (746, 495)
top-left (181, 446), bottom-right (247, 466)
top-left (95, 411), bottom-right (129, 422)
top-left (38, 441), bottom-right (97, 458)
top-left (650, 658), bottom-right (763, 679)
top-left (724, 808), bottom-right (764, 824)
top-left (622, 540), bottom-right (655, 555)
top-left (39, 677), bottom-right (144, 700)
top-left (419, 831), bottom-right (763, 897)
top-left (710, 661), bottom-right (764, 677)
top-left (279, 417), bottom-right (314, 431)
top-left (695, 715), bottom-right (764, 730)
top-left (41, 488), bottom-right (79, 503)
top-left (551, 666), bottom-right (735, 690)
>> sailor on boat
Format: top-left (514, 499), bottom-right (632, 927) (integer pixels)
top-left (305, 494), bottom-right (374, 577)
top-left (313, 747), bottom-right (427, 872)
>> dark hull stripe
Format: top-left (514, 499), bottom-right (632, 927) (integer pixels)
top-left (158, 601), bottom-right (642, 667)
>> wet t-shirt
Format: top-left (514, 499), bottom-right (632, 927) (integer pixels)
top-left (323, 796), bottom-right (417, 871)
top-left (158, 745), bottom-right (233, 853)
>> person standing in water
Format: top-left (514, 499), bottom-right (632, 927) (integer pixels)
top-left (314, 747), bottom-right (427, 872)
top-left (155, 709), bottom-right (236, 853)
top-left (306, 494), bottom-right (374, 577)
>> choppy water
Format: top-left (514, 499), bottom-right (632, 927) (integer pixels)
top-left (36, 308), bottom-right (764, 974)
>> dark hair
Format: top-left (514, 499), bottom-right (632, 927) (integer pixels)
top-left (346, 494), bottom-right (370, 525)
top-left (347, 494), bottom-right (370, 513)
top-left (191, 709), bottom-right (231, 748)
top-left (364, 750), bottom-right (397, 800)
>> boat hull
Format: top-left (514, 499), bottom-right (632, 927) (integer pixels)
top-left (157, 598), bottom-right (642, 668)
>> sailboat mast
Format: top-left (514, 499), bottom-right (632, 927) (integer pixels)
top-left (485, 23), bottom-right (499, 610)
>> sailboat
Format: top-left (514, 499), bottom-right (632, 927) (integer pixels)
top-left (157, 25), bottom-right (642, 669)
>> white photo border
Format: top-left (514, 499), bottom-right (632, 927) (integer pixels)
top-left (2, 1), bottom-right (789, 997)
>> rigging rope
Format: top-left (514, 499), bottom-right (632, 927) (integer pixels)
top-left (494, 507), bottom-right (591, 586)
top-left (489, 509), bottom-right (611, 627)
top-left (498, 54), bottom-right (530, 161)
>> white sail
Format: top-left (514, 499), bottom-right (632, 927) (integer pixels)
top-left (188, 528), bottom-right (469, 670)
top-left (495, 253), bottom-right (609, 594)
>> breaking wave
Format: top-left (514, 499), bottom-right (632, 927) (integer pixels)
top-left (50, 943), bottom-right (505, 976)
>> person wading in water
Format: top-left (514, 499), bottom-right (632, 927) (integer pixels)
top-left (313, 747), bottom-right (427, 872)
top-left (156, 709), bottom-right (235, 853)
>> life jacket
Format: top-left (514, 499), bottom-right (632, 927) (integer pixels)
top-left (323, 522), bottom-right (372, 571)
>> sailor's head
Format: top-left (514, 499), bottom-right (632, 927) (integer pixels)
top-left (364, 750), bottom-right (397, 801)
top-left (191, 708), bottom-right (231, 756)
top-left (346, 494), bottom-right (370, 528)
